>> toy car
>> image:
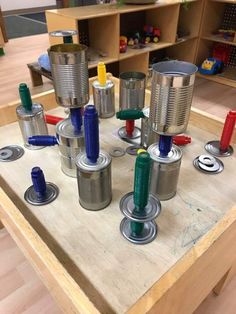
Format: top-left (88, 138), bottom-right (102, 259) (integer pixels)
top-left (198, 58), bottom-right (224, 75)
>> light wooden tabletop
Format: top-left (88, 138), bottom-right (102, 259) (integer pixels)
top-left (0, 83), bottom-right (236, 313)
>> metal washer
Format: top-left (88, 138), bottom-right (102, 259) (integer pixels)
top-left (126, 145), bottom-right (143, 156)
top-left (193, 155), bottom-right (224, 174)
top-left (118, 126), bottom-right (141, 140)
top-left (0, 145), bottom-right (24, 162)
top-left (120, 192), bottom-right (161, 222)
top-left (205, 140), bottom-right (233, 157)
top-left (24, 182), bottom-right (59, 206)
top-left (109, 147), bottom-right (125, 157)
top-left (120, 218), bottom-right (158, 245)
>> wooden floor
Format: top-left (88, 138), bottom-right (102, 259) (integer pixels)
top-left (0, 34), bottom-right (236, 313)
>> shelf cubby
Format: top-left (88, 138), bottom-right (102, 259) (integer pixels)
top-left (119, 52), bottom-right (149, 74)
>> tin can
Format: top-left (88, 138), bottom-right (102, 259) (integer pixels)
top-left (141, 108), bottom-right (159, 148)
top-left (56, 118), bottom-right (84, 177)
top-left (150, 60), bottom-right (198, 135)
top-left (48, 43), bottom-right (89, 108)
top-left (92, 80), bottom-right (115, 118)
top-left (119, 72), bottom-right (146, 110)
top-left (75, 151), bottom-right (112, 210)
top-left (16, 103), bottom-right (48, 150)
top-left (148, 143), bottom-right (182, 200)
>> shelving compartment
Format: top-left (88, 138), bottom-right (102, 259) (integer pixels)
top-left (119, 5), bottom-right (179, 60)
top-left (177, 0), bottom-right (203, 42)
top-left (78, 14), bottom-right (119, 68)
top-left (196, 38), bottom-right (236, 88)
top-left (119, 52), bottom-right (149, 75)
top-left (201, 1), bottom-right (236, 45)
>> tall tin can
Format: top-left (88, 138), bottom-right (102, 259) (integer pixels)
top-left (48, 43), bottom-right (89, 108)
top-left (148, 143), bottom-right (182, 200)
top-left (92, 80), bottom-right (115, 118)
top-left (119, 72), bottom-right (146, 110)
top-left (141, 108), bottom-right (159, 148)
top-left (75, 151), bottom-right (112, 210)
top-left (56, 118), bottom-right (84, 177)
top-left (16, 103), bottom-right (48, 150)
top-left (150, 60), bottom-right (198, 136)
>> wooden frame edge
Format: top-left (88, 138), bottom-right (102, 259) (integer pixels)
top-left (0, 188), bottom-right (100, 314)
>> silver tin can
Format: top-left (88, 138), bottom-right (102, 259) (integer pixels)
top-left (148, 143), bottom-right (182, 200)
top-left (16, 103), bottom-right (48, 150)
top-left (119, 72), bottom-right (146, 110)
top-left (141, 107), bottom-right (159, 148)
top-left (48, 44), bottom-right (89, 108)
top-left (56, 118), bottom-right (84, 177)
top-left (92, 80), bottom-right (115, 118)
top-left (75, 150), bottom-right (112, 210)
top-left (150, 60), bottom-right (198, 135)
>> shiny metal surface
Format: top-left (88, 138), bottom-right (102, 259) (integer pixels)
top-left (48, 44), bottom-right (89, 108)
top-left (205, 140), bottom-right (234, 157)
top-left (119, 72), bottom-right (146, 110)
top-left (109, 147), bottom-right (125, 157)
top-left (126, 145), bottom-right (142, 156)
top-left (120, 218), bottom-right (158, 245)
top-left (49, 30), bottom-right (77, 37)
top-left (118, 126), bottom-right (141, 140)
top-left (16, 103), bottom-right (48, 150)
top-left (141, 107), bottom-right (159, 148)
top-left (92, 80), bottom-right (115, 118)
top-left (75, 151), bottom-right (112, 210)
top-left (150, 61), bottom-right (197, 135)
top-left (193, 154), bottom-right (224, 174)
top-left (120, 192), bottom-right (161, 222)
top-left (0, 145), bottom-right (24, 162)
top-left (148, 143), bottom-right (182, 200)
top-left (24, 182), bottom-right (59, 206)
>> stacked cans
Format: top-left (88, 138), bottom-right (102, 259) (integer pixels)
top-left (148, 61), bottom-right (197, 200)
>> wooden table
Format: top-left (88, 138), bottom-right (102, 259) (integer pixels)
top-left (0, 76), bottom-right (236, 314)
top-left (27, 62), bottom-right (53, 87)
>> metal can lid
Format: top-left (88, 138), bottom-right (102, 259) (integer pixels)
top-left (92, 80), bottom-right (114, 90)
top-left (148, 143), bottom-right (182, 163)
top-left (56, 118), bottom-right (83, 139)
top-left (16, 103), bottom-right (43, 118)
top-left (0, 145), bottom-right (24, 162)
top-left (75, 150), bottom-right (111, 171)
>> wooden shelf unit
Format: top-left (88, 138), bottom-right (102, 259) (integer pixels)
top-left (46, 0), bottom-right (203, 74)
top-left (196, 0), bottom-right (236, 87)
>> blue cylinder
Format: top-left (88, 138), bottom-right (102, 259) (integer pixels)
top-left (28, 135), bottom-right (58, 146)
top-left (159, 135), bottom-right (172, 157)
top-left (31, 167), bottom-right (47, 199)
top-left (70, 108), bottom-right (82, 133)
top-left (84, 105), bottom-right (99, 163)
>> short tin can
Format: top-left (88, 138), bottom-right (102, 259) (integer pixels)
top-left (75, 150), bottom-right (112, 210)
top-left (16, 103), bottom-right (48, 150)
top-left (148, 143), bottom-right (182, 200)
top-left (92, 80), bottom-right (115, 118)
top-left (56, 118), bottom-right (84, 177)
top-left (141, 107), bottom-right (159, 148)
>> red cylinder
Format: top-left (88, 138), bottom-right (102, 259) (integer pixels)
top-left (173, 135), bottom-right (191, 145)
top-left (45, 114), bottom-right (64, 125)
top-left (126, 120), bottom-right (135, 137)
top-left (220, 111), bottom-right (236, 151)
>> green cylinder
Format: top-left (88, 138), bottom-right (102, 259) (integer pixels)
top-left (19, 83), bottom-right (32, 111)
top-left (116, 109), bottom-right (145, 120)
top-left (131, 221), bottom-right (144, 235)
top-left (63, 36), bottom-right (73, 43)
top-left (133, 152), bottom-right (151, 211)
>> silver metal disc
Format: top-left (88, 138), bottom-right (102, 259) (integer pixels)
top-left (205, 140), bottom-right (233, 157)
top-left (0, 145), bottom-right (24, 162)
top-left (120, 218), bottom-right (158, 244)
top-left (120, 192), bottom-right (161, 222)
top-left (193, 155), bottom-right (224, 174)
top-left (109, 147), bottom-right (125, 157)
top-left (24, 183), bottom-right (59, 206)
top-left (49, 30), bottom-right (78, 37)
top-left (118, 126), bottom-right (141, 140)
top-left (126, 145), bottom-right (142, 156)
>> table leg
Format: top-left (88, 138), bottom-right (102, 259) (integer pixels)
top-left (213, 263), bottom-right (236, 295)
top-left (29, 68), bottom-right (43, 87)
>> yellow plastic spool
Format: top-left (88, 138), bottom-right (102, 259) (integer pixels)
top-left (137, 148), bottom-right (146, 155)
top-left (97, 62), bottom-right (106, 86)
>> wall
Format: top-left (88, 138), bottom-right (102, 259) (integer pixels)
top-left (1, 0), bottom-right (56, 11)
